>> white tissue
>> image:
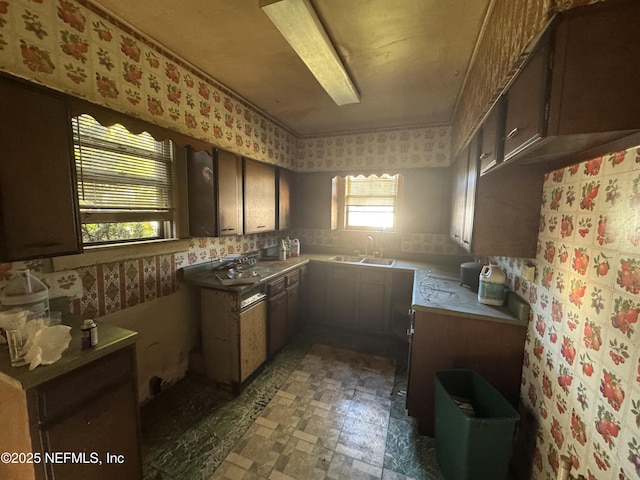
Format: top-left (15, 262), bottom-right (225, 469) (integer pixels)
top-left (23, 324), bottom-right (72, 370)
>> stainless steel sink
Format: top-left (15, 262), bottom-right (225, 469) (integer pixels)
top-left (328, 255), bottom-right (396, 266)
top-left (361, 257), bottom-right (396, 266)
top-left (328, 255), bottom-right (363, 263)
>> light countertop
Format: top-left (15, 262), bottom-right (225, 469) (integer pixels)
top-left (0, 315), bottom-right (137, 391)
top-left (180, 253), bottom-right (527, 326)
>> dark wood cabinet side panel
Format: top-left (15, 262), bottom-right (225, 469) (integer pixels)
top-left (0, 78), bottom-right (81, 261)
top-left (216, 150), bottom-right (243, 236)
top-left (472, 164), bottom-right (544, 258)
top-left (187, 148), bottom-right (216, 237)
top-left (294, 173), bottom-right (334, 229)
top-left (407, 311), bottom-right (526, 436)
top-left (402, 168), bottom-right (451, 234)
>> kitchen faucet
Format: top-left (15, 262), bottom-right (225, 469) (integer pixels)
top-left (365, 235), bottom-right (374, 257)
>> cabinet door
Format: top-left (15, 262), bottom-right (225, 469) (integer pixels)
top-left (0, 78), bottom-right (81, 261)
top-left (294, 173), bottom-right (335, 229)
top-left (305, 262), bottom-right (328, 324)
top-left (217, 150), bottom-right (243, 236)
top-left (239, 300), bottom-right (267, 382)
top-left (278, 168), bottom-right (292, 231)
top-left (187, 148), bottom-right (216, 236)
top-left (503, 35), bottom-right (550, 162)
top-left (450, 148), bottom-right (468, 246)
top-left (478, 97), bottom-right (505, 175)
top-left (357, 269), bottom-right (389, 333)
top-left (329, 267), bottom-right (357, 328)
top-left (286, 283), bottom-right (300, 339)
top-left (462, 134), bottom-right (479, 249)
top-left (43, 380), bottom-right (142, 480)
top-left (268, 292), bottom-right (287, 356)
top-left (243, 158), bottom-right (276, 233)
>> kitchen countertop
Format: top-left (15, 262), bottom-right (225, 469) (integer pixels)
top-left (180, 253), bottom-right (527, 326)
top-left (0, 315), bottom-right (137, 391)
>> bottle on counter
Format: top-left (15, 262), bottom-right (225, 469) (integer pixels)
top-left (279, 240), bottom-right (287, 261)
top-left (81, 319), bottom-right (98, 348)
top-left (285, 236), bottom-right (291, 257)
top-left (291, 238), bottom-right (300, 257)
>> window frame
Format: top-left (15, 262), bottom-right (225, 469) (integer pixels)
top-left (335, 173), bottom-right (404, 232)
top-left (71, 113), bottom-right (177, 246)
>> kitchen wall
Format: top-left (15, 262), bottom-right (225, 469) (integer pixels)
top-left (493, 147), bottom-right (640, 479)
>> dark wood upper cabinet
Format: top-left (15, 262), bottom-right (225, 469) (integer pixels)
top-left (217, 150), bottom-right (243, 236)
top-left (243, 158), bottom-right (276, 234)
top-left (291, 173), bottom-right (332, 229)
top-left (187, 148), bottom-right (243, 237)
top-left (0, 76), bottom-right (82, 261)
top-left (478, 97), bottom-right (506, 175)
top-left (502, 0), bottom-right (640, 169)
top-left (277, 168), bottom-right (292, 231)
top-left (186, 148), bottom-right (216, 237)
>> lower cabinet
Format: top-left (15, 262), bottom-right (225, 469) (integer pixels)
top-left (200, 288), bottom-right (267, 386)
top-left (306, 262), bottom-right (329, 325)
top-left (305, 262), bottom-right (394, 334)
top-left (329, 266), bottom-right (358, 328)
top-left (267, 265), bottom-right (303, 357)
top-left (406, 309), bottom-right (526, 436)
top-left (0, 344), bottom-right (142, 480)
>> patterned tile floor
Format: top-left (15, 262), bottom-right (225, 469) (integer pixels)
top-left (141, 325), bottom-right (444, 480)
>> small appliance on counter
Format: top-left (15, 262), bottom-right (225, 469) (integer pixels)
top-left (478, 262), bottom-right (506, 306)
top-left (459, 262), bottom-right (483, 291)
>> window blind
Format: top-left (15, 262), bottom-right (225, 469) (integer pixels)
top-left (345, 174), bottom-right (398, 206)
top-left (344, 174), bottom-right (399, 230)
top-left (72, 114), bottom-right (173, 216)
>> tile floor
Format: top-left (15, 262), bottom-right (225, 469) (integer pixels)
top-left (141, 325), bottom-right (444, 480)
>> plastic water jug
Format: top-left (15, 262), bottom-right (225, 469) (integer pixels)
top-left (478, 263), bottom-right (506, 306)
top-left (291, 238), bottom-right (300, 257)
top-left (0, 269), bottom-right (50, 319)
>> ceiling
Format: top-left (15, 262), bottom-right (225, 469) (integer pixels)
top-left (91, 0), bottom-right (491, 137)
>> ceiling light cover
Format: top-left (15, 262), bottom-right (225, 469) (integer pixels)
top-left (260, 0), bottom-right (360, 106)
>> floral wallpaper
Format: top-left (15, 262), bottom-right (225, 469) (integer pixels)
top-left (296, 125), bottom-right (452, 171)
top-left (0, 0), bottom-right (297, 168)
top-left (0, 233), bottom-right (280, 319)
top-left (493, 146), bottom-right (640, 479)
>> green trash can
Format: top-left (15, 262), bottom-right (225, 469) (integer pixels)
top-left (435, 369), bottom-right (520, 480)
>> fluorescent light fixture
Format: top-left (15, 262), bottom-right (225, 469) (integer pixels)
top-left (260, 0), bottom-right (360, 106)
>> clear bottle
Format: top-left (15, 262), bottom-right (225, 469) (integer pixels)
top-left (285, 236), bottom-right (291, 257)
top-left (279, 240), bottom-right (287, 261)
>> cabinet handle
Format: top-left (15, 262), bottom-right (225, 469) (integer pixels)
top-left (221, 228), bottom-right (235, 232)
top-left (257, 225), bottom-right (266, 229)
top-left (479, 152), bottom-right (490, 160)
top-left (463, 240), bottom-right (470, 245)
top-left (506, 127), bottom-right (519, 140)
